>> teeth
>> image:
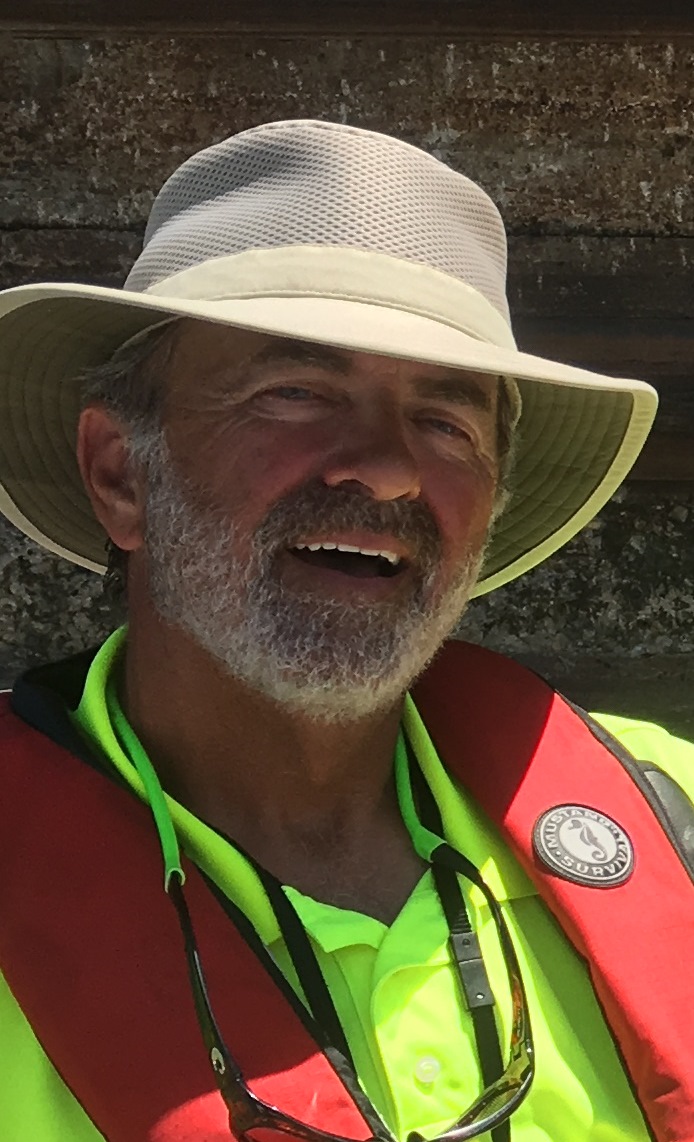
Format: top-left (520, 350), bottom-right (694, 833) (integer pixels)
top-left (293, 541), bottom-right (401, 565)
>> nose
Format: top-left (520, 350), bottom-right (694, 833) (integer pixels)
top-left (322, 408), bottom-right (421, 502)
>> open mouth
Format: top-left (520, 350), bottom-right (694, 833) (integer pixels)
top-left (288, 541), bottom-right (406, 579)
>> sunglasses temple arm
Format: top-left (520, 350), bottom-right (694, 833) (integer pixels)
top-left (167, 875), bottom-right (246, 1080)
top-left (167, 877), bottom-right (387, 1142)
top-left (424, 1065), bottom-right (535, 1142)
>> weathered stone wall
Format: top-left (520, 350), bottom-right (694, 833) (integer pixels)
top-left (2, 33), bottom-right (693, 732)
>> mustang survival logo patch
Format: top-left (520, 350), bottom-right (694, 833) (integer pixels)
top-left (533, 804), bottom-right (634, 887)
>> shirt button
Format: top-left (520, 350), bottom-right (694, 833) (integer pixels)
top-left (414, 1055), bottom-right (441, 1084)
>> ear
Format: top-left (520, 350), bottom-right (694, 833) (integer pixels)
top-left (76, 405), bottom-right (146, 553)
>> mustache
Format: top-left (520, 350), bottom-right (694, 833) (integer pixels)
top-left (254, 480), bottom-right (442, 566)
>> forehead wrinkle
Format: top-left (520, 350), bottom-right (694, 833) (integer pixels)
top-left (247, 338), bottom-right (353, 375)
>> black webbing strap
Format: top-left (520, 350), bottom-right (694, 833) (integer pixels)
top-left (203, 816), bottom-right (356, 1070)
top-left (406, 743), bottom-right (509, 1142)
top-left (250, 859), bottom-right (356, 1070)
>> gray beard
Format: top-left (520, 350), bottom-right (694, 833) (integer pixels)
top-left (140, 435), bottom-right (486, 723)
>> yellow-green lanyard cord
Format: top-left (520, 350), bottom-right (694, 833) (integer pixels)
top-left (107, 678), bottom-right (184, 891)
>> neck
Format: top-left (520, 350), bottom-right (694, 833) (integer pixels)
top-left (118, 605), bottom-right (421, 919)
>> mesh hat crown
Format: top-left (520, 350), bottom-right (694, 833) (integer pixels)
top-left (127, 118), bottom-right (512, 327)
top-left (0, 118), bottom-right (657, 590)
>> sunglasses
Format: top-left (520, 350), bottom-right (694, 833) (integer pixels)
top-left (168, 835), bottom-right (534, 1142)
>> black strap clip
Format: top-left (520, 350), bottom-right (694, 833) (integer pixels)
top-left (449, 930), bottom-right (496, 1010)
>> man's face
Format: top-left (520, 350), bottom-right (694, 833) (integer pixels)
top-left (139, 320), bottom-right (501, 721)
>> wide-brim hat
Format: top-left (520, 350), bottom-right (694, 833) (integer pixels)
top-left (0, 119), bottom-right (657, 595)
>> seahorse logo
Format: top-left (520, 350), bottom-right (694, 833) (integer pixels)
top-left (567, 819), bottom-right (608, 861)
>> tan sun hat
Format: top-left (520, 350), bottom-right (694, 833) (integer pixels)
top-left (0, 118), bottom-right (657, 595)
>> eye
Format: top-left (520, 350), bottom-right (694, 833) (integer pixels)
top-left (265, 385), bottom-right (320, 401)
top-left (420, 416), bottom-right (471, 440)
top-left (251, 384), bottom-right (336, 419)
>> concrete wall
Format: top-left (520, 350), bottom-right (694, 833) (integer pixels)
top-left (2, 33), bottom-right (693, 733)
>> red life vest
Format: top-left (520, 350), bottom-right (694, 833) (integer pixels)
top-left (1, 640), bottom-right (694, 1141)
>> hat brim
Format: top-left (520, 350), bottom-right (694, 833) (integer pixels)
top-left (0, 278), bottom-right (657, 595)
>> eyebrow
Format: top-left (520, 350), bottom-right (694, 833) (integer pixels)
top-left (239, 339), bottom-right (494, 413)
top-left (412, 376), bottom-right (494, 414)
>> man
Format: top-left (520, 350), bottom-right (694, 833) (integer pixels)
top-left (0, 120), bottom-right (692, 1142)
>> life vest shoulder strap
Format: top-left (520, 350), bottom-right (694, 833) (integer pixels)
top-left (413, 640), bottom-right (694, 1142)
top-left (0, 691), bottom-right (376, 1142)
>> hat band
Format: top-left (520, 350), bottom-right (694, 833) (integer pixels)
top-left (142, 246), bottom-right (517, 352)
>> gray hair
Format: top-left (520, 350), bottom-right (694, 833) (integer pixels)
top-left (80, 321), bottom-right (517, 599)
top-left (80, 322), bottom-right (178, 600)
top-left (81, 321), bottom-right (178, 440)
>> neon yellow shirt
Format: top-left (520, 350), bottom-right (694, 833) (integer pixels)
top-left (3, 628), bottom-right (694, 1140)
